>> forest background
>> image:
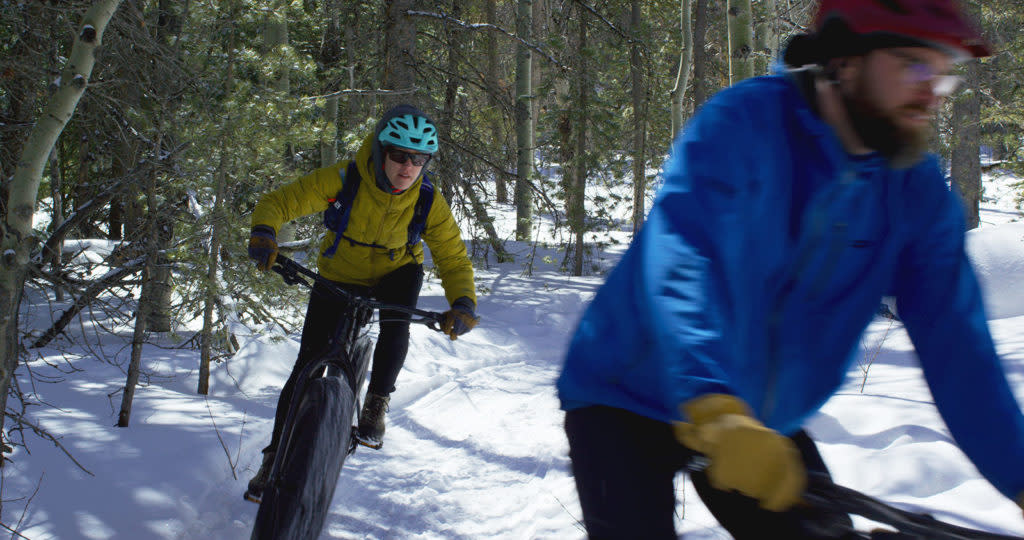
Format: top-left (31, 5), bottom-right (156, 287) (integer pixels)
top-left (1, 0), bottom-right (1024, 533)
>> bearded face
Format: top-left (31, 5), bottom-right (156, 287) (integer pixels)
top-left (835, 47), bottom-right (954, 168)
top-left (840, 74), bottom-right (931, 168)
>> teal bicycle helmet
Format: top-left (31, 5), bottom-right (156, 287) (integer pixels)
top-left (377, 113), bottom-right (439, 153)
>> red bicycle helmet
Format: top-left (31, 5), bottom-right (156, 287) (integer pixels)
top-left (813, 0), bottom-right (991, 58)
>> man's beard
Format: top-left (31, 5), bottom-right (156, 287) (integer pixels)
top-left (841, 80), bottom-right (931, 169)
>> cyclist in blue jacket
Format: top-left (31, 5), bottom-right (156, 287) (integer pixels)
top-left (557, 1), bottom-right (1024, 538)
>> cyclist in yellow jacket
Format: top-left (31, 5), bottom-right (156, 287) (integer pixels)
top-left (244, 104), bottom-right (478, 501)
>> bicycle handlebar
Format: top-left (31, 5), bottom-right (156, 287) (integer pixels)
top-left (271, 255), bottom-right (445, 331)
top-left (685, 458), bottom-right (1019, 539)
top-left (803, 473), bottom-right (1022, 540)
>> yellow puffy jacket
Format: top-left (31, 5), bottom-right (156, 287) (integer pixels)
top-left (251, 134), bottom-right (476, 307)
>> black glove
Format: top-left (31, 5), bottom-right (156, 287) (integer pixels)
top-left (441, 297), bottom-right (479, 341)
top-left (248, 225), bottom-right (278, 271)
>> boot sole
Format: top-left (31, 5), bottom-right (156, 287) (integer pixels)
top-left (243, 489), bottom-right (262, 504)
top-left (355, 435), bottom-right (383, 450)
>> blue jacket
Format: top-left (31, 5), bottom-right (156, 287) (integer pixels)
top-left (557, 74), bottom-right (1024, 501)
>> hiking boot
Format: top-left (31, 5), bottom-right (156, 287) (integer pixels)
top-left (243, 450), bottom-right (275, 503)
top-left (356, 392), bottom-right (390, 449)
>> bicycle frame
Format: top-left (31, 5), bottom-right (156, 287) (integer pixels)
top-left (268, 253), bottom-right (445, 462)
top-left (251, 255), bottom-right (444, 540)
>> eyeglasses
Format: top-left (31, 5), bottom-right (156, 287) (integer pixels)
top-left (883, 49), bottom-right (962, 97)
top-left (385, 149), bottom-right (432, 167)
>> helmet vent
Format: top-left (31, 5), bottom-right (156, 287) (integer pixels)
top-left (376, 112), bottom-right (439, 153)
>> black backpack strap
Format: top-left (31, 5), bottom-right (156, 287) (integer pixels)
top-left (407, 173), bottom-right (434, 247)
top-left (322, 160), bottom-right (362, 258)
top-left (324, 165), bottom-right (434, 261)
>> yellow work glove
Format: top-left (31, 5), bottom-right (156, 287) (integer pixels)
top-left (440, 297), bottom-right (479, 341)
top-left (674, 393), bottom-right (806, 512)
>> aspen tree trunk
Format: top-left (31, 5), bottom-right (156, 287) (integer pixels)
top-left (727, 0), bottom-right (754, 84)
top-left (382, 0), bottom-right (417, 111)
top-left (140, 216), bottom-right (173, 335)
top-left (119, 134), bottom-right (163, 426)
top-left (321, 0), bottom-right (342, 167)
top-left (692, 0), bottom-right (710, 109)
top-left (435, 1), bottom-right (509, 262)
top-left (670, 0), bottom-right (694, 139)
top-left (485, 0), bottom-right (509, 204)
top-left (558, 3), bottom-right (587, 276)
top-left (198, 157), bottom-right (227, 395)
top-left (531, 0), bottom-right (546, 144)
top-left (199, 2), bottom-right (240, 395)
top-left (119, 272), bottom-right (150, 426)
top-left (265, 4), bottom-right (290, 94)
top-left (570, 11), bottom-right (588, 276)
top-left (629, 0), bottom-right (648, 234)
top-left (140, 0), bottom-right (183, 333)
top-left (951, 59), bottom-right (982, 230)
top-left (754, 0), bottom-right (778, 75)
top-left (438, 1), bottom-right (463, 202)
top-left (265, 2), bottom-right (297, 244)
top-left (514, 0), bottom-right (535, 241)
top-left (322, 96), bottom-right (339, 166)
top-left (754, 28), bottom-right (769, 76)
top-left (343, 3), bottom-right (363, 118)
top-left (0, 0), bottom-right (122, 443)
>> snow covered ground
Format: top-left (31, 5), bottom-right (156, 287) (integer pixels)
top-left (9, 170), bottom-right (1024, 539)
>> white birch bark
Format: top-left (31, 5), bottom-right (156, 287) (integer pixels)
top-left (671, 0), bottom-right (694, 139)
top-left (727, 0), bottom-right (754, 84)
top-left (514, 0), bottom-right (535, 241)
top-left (0, 0), bottom-right (122, 442)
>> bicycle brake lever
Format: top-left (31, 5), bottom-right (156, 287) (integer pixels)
top-left (412, 316), bottom-right (442, 332)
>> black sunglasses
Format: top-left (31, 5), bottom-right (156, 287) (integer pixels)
top-left (386, 149), bottom-right (432, 167)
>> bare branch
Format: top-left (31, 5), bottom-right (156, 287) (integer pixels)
top-left (3, 412), bottom-right (94, 476)
top-left (31, 257), bottom-right (146, 349)
top-left (205, 397), bottom-right (239, 480)
top-left (0, 520), bottom-right (33, 540)
top-left (303, 87), bottom-right (418, 101)
top-left (407, 10), bottom-right (569, 71)
top-left (572, 0), bottom-right (633, 42)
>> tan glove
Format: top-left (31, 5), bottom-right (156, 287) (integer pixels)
top-left (440, 297), bottom-right (479, 341)
top-left (674, 393), bottom-right (806, 512)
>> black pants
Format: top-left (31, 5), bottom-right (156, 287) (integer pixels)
top-left (565, 406), bottom-right (854, 540)
top-left (264, 263), bottom-right (424, 454)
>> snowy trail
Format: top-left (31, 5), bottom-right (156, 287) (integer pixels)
top-left (187, 269), bottom-right (593, 539)
top-left (309, 271), bottom-right (591, 539)
top-left (10, 202), bottom-right (1024, 538)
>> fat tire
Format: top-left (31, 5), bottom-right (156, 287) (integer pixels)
top-left (250, 336), bottom-right (374, 540)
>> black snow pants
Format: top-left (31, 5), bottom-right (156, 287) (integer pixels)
top-left (263, 263), bottom-right (424, 455)
top-left (565, 405), bottom-right (855, 539)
